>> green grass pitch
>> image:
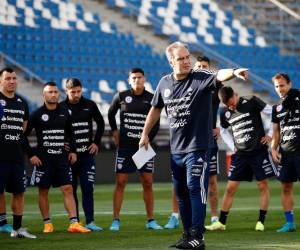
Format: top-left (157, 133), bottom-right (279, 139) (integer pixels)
top-left (1, 181), bottom-right (300, 249)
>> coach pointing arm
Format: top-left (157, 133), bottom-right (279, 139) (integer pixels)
top-left (139, 68), bottom-right (248, 150)
top-left (216, 68), bottom-right (248, 82)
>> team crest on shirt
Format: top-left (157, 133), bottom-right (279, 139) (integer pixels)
top-left (125, 96), bottom-right (132, 103)
top-left (197, 157), bottom-right (203, 163)
top-left (41, 114), bottom-right (49, 121)
top-left (164, 89), bottom-right (171, 98)
top-left (0, 99), bottom-right (6, 106)
top-left (276, 105), bottom-right (283, 112)
top-left (117, 163), bottom-right (123, 169)
top-left (225, 111), bottom-right (231, 119)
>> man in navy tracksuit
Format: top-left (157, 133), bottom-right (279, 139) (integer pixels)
top-left (139, 42), bottom-right (248, 249)
top-left (62, 78), bottom-right (105, 231)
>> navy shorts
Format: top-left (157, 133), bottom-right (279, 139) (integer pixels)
top-left (0, 161), bottom-right (26, 193)
top-left (277, 154), bottom-right (300, 182)
top-left (115, 149), bottom-right (154, 174)
top-left (31, 157), bottom-right (72, 188)
top-left (208, 147), bottom-right (219, 176)
top-left (228, 150), bottom-right (276, 181)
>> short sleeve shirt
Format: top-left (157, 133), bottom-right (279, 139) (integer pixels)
top-left (220, 96), bottom-right (266, 154)
top-left (272, 89), bottom-right (300, 156)
top-left (151, 69), bottom-right (217, 154)
top-left (0, 93), bottom-right (29, 163)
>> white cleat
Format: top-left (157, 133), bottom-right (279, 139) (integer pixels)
top-left (10, 228), bottom-right (37, 239)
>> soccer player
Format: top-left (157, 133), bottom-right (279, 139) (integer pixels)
top-left (197, 56), bottom-right (223, 227)
top-left (206, 86), bottom-right (275, 232)
top-left (271, 73), bottom-right (300, 233)
top-left (108, 68), bottom-right (162, 231)
top-left (0, 67), bottom-right (36, 238)
top-left (139, 42), bottom-right (248, 249)
top-left (62, 78), bottom-right (105, 231)
top-left (165, 55), bottom-right (222, 229)
top-left (24, 82), bottom-right (90, 233)
top-left (194, 56), bottom-right (210, 70)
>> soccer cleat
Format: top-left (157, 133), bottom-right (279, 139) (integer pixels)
top-left (175, 229), bottom-right (205, 249)
top-left (255, 221), bottom-right (264, 231)
top-left (85, 222), bottom-right (103, 231)
top-left (164, 215), bottom-right (179, 229)
top-left (43, 223), bottom-right (54, 233)
top-left (145, 220), bottom-right (163, 230)
top-left (205, 221), bottom-right (226, 231)
top-left (109, 219), bottom-right (120, 231)
top-left (169, 231), bottom-right (189, 248)
top-left (68, 222), bottom-right (91, 233)
top-left (10, 228), bottom-right (37, 239)
top-left (276, 222), bottom-right (296, 233)
top-left (0, 224), bottom-right (13, 233)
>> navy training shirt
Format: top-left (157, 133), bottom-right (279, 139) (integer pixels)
top-left (0, 92), bottom-right (29, 163)
top-left (24, 104), bottom-right (76, 158)
top-left (108, 89), bottom-right (159, 150)
top-left (220, 96), bottom-right (267, 154)
top-left (272, 88), bottom-right (300, 156)
top-left (151, 69), bottom-right (217, 154)
top-left (62, 97), bottom-right (105, 155)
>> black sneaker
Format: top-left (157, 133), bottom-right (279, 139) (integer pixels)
top-left (169, 231), bottom-right (189, 248)
top-left (176, 229), bottom-right (205, 249)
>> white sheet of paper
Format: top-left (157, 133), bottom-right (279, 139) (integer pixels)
top-left (132, 145), bottom-right (156, 169)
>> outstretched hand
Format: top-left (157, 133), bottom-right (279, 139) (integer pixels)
top-left (234, 68), bottom-right (249, 81)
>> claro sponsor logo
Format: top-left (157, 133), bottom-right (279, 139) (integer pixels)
top-left (47, 149), bottom-right (62, 154)
top-left (283, 132), bottom-right (297, 142)
top-left (236, 134), bottom-right (251, 144)
top-left (5, 133), bottom-right (20, 140)
top-left (170, 119), bottom-right (187, 128)
top-left (77, 145), bottom-right (88, 152)
top-left (127, 132), bottom-right (141, 138)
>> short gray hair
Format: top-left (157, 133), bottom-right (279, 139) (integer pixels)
top-left (165, 41), bottom-right (188, 62)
